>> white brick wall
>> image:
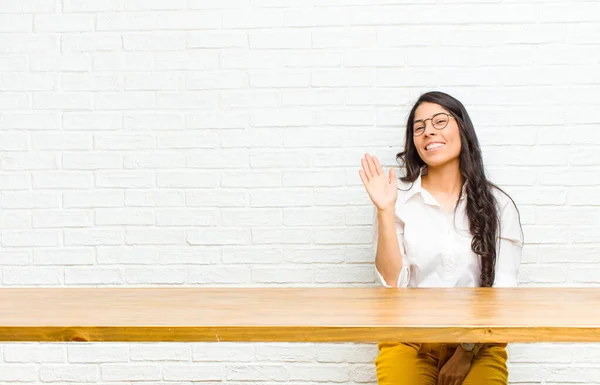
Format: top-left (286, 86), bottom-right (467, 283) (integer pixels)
top-left (0, 0), bottom-right (599, 383)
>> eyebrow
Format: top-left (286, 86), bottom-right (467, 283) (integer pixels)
top-left (413, 112), bottom-right (448, 124)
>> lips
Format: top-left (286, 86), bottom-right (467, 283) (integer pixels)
top-left (425, 142), bottom-right (446, 151)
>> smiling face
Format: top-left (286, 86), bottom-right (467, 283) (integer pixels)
top-left (412, 102), bottom-right (462, 169)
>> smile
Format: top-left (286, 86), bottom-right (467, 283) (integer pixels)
top-left (425, 142), bottom-right (445, 151)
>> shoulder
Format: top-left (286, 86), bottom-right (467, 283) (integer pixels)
top-left (490, 185), bottom-right (518, 213)
top-left (395, 177), bottom-right (418, 205)
top-left (489, 185), bottom-right (524, 243)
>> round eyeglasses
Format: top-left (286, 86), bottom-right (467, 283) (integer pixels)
top-left (412, 112), bottom-right (454, 137)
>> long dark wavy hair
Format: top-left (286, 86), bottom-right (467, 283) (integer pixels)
top-left (397, 91), bottom-right (522, 287)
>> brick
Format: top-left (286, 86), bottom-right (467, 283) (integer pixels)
top-left (187, 228), bottom-right (251, 245)
top-left (125, 190), bottom-right (185, 207)
top-left (1, 230), bottom-right (58, 247)
top-left (125, 72), bottom-right (183, 90)
top-left (95, 208), bottom-right (154, 225)
top-left (4, 344), bottom-right (65, 363)
top-left (193, 344), bottom-right (254, 362)
top-left (186, 71), bottom-right (248, 90)
top-left (163, 364), bottom-right (223, 381)
top-left (289, 364), bottom-right (350, 382)
top-left (125, 267), bottom-right (186, 284)
top-left (32, 133), bottom-right (92, 150)
top-left (0, 152), bottom-right (59, 171)
top-left (157, 11), bottom-right (221, 29)
top-left (157, 171), bottom-right (218, 188)
top-left (220, 171), bottom-right (280, 188)
top-left (0, 34), bottom-right (58, 53)
top-left (187, 31), bottom-right (247, 48)
top-left (125, 228), bottom-right (185, 245)
top-left (64, 229), bottom-right (124, 246)
top-left (68, 345), bottom-right (129, 363)
top-left (226, 364), bottom-right (288, 381)
top-left (63, 113), bottom-right (122, 130)
top-left (61, 73), bottom-right (121, 91)
top-left (2, 191), bottom-right (59, 208)
top-left (0, 173), bottom-right (29, 190)
top-left (0, 73), bottom-right (56, 90)
top-left (252, 228), bottom-right (312, 244)
top-left (34, 248), bottom-right (95, 265)
top-left (62, 0), bottom-right (123, 12)
top-left (317, 344), bottom-right (378, 363)
top-left (62, 33), bottom-right (123, 52)
top-left (100, 364), bottom-right (161, 381)
top-left (63, 191), bottom-right (124, 208)
top-left (256, 343), bottom-right (316, 362)
top-left (32, 171), bottom-right (93, 189)
top-left (0, 0), bottom-right (56, 12)
top-left (96, 171), bottom-right (155, 188)
top-left (3, 267), bottom-right (62, 285)
top-left (130, 344), bottom-right (191, 361)
top-left (0, 14), bottom-right (32, 32)
top-left (65, 267), bottom-right (122, 285)
top-left (221, 208), bottom-right (282, 226)
top-left (187, 266), bottom-right (251, 284)
top-left (283, 247), bottom-right (345, 264)
top-left (251, 266), bottom-right (314, 283)
top-left (159, 247), bottom-right (219, 265)
top-left (186, 149), bottom-right (250, 168)
top-left (0, 365), bottom-right (38, 381)
top-left (222, 246), bottom-right (282, 264)
top-left (123, 33), bottom-right (186, 51)
top-left (63, 152), bottom-right (121, 170)
top-left (0, 248), bottom-right (32, 266)
top-left (33, 93), bottom-right (94, 110)
top-left (35, 14), bottom-right (94, 32)
top-left (97, 246), bottom-right (159, 265)
top-left (93, 52), bottom-right (154, 71)
top-left (33, 210), bottom-right (92, 228)
top-left (156, 209), bottom-right (218, 226)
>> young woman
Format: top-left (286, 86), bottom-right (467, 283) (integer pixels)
top-left (359, 91), bottom-right (524, 385)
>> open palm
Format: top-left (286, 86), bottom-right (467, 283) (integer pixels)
top-left (358, 154), bottom-right (398, 212)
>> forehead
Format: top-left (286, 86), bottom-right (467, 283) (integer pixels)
top-left (414, 102), bottom-right (449, 121)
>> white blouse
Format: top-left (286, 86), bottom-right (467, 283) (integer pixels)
top-left (373, 170), bottom-right (524, 288)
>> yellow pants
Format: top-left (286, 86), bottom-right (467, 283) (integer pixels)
top-left (374, 342), bottom-right (509, 385)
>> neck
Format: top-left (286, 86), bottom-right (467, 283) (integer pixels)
top-left (421, 160), bottom-right (463, 198)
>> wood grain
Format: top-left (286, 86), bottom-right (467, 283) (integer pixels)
top-left (1, 287), bottom-right (599, 343)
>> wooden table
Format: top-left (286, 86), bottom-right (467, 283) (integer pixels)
top-left (1, 287), bottom-right (599, 343)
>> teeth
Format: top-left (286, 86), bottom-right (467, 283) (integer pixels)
top-left (426, 143), bottom-right (444, 151)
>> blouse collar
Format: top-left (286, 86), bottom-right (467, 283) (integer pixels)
top-left (403, 166), bottom-right (468, 204)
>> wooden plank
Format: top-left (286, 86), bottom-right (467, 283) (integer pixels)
top-left (0, 287), bottom-right (599, 343)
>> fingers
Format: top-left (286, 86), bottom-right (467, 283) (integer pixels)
top-left (389, 168), bottom-right (397, 186)
top-left (358, 169), bottom-right (368, 186)
top-left (372, 155), bottom-right (384, 176)
top-left (366, 154), bottom-right (379, 176)
top-left (360, 158), bottom-right (372, 180)
top-left (360, 153), bottom-right (381, 181)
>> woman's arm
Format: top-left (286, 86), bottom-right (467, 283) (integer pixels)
top-left (373, 206), bottom-right (410, 288)
top-left (493, 197), bottom-right (524, 287)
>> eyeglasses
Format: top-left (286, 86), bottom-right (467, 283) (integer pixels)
top-left (412, 112), bottom-right (454, 137)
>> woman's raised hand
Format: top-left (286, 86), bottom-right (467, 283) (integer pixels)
top-left (358, 154), bottom-right (398, 212)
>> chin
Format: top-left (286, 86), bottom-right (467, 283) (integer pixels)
top-left (421, 155), bottom-right (457, 169)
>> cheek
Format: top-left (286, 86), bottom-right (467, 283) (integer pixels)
top-left (451, 138), bottom-right (462, 156)
top-left (448, 127), bottom-right (462, 155)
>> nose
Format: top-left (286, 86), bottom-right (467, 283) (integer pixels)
top-left (423, 119), bottom-right (437, 136)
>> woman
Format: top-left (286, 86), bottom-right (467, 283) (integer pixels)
top-left (359, 91), bottom-right (524, 385)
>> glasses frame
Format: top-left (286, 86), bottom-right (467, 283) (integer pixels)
top-left (412, 112), bottom-right (455, 137)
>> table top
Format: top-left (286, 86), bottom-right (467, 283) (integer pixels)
top-left (1, 287), bottom-right (599, 343)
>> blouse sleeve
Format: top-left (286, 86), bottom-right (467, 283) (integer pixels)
top-left (372, 205), bottom-right (411, 288)
top-left (493, 197), bottom-right (524, 287)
